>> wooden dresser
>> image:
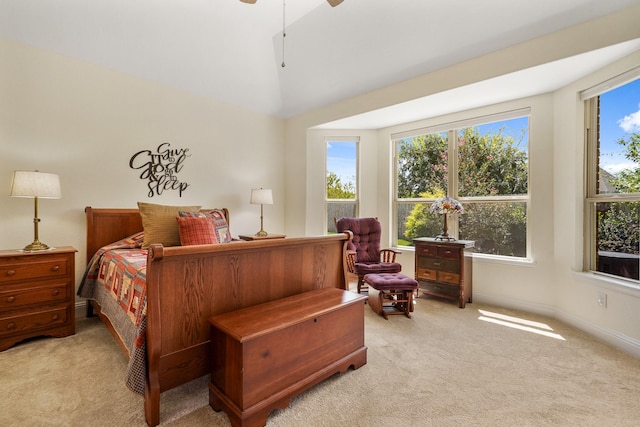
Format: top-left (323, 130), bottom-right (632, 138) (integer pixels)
top-left (413, 238), bottom-right (474, 308)
top-left (0, 246), bottom-right (77, 351)
top-left (208, 288), bottom-right (367, 427)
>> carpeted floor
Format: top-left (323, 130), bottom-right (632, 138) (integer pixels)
top-left (1, 295), bottom-right (640, 427)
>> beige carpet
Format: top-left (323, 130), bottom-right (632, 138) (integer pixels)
top-left (1, 296), bottom-right (640, 427)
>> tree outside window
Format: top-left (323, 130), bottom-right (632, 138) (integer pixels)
top-left (586, 77), bottom-right (640, 281)
top-left (396, 115), bottom-right (529, 257)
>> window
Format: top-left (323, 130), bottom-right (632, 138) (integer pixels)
top-left (326, 138), bottom-right (358, 234)
top-left (394, 111), bottom-right (529, 257)
top-left (584, 72), bottom-right (640, 281)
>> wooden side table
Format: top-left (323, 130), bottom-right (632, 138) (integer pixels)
top-left (238, 234), bottom-right (286, 241)
top-left (413, 238), bottom-right (474, 308)
top-left (0, 246), bottom-right (77, 351)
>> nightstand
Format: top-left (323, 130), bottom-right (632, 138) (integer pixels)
top-left (0, 246), bottom-right (77, 351)
top-left (238, 234), bottom-right (286, 241)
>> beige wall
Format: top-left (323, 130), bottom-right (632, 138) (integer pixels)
top-left (0, 39), bottom-right (286, 284)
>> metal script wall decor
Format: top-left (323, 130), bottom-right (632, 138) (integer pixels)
top-left (129, 143), bottom-right (191, 197)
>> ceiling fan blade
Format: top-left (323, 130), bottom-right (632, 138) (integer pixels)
top-left (239, 0), bottom-right (257, 3)
top-left (327, 0), bottom-right (344, 6)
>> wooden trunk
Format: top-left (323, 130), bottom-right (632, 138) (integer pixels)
top-left (208, 288), bottom-right (367, 427)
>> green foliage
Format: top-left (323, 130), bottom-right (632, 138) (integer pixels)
top-left (404, 189), bottom-right (445, 240)
top-left (599, 133), bottom-right (640, 255)
top-left (459, 203), bottom-right (527, 257)
top-left (326, 171), bottom-right (355, 199)
top-left (397, 133), bottom-right (448, 198)
top-left (399, 126), bottom-right (528, 256)
top-left (611, 133), bottom-right (640, 193)
top-left (457, 127), bottom-right (528, 196)
top-left (597, 202), bottom-right (640, 255)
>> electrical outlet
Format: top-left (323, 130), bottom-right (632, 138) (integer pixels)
top-left (597, 291), bottom-right (607, 308)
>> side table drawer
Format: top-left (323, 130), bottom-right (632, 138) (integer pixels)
top-left (0, 306), bottom-right (69, 337)
top-left (437, 246), bottom-right (461, 259)
top-left (0, 283), bottom-right (70, 310)
top-left (0, 257), bottom-right (70, 284)
top-left (416, 268), bottom-right (436, 281)
top-left (438, 271), bottom-right (460, 285)
top-left (421, 282), bottom-right (459, 298)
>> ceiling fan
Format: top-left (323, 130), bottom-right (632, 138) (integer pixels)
top-left (240, 0), bottom-right (344, 6)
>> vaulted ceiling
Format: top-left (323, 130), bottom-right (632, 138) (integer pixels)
top-left (2, 0), bottom-right (640, 127)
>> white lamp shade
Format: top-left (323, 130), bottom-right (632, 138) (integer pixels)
top-left (250, 188), bottom-right (273, 205)
top-left (10, 171), bottom-right (62, 199)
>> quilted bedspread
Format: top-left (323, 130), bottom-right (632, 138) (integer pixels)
top-left (77, 232), bottom-right (149, 394)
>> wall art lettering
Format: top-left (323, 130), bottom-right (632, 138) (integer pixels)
top-left (129, 142), bottom-right (191, 197)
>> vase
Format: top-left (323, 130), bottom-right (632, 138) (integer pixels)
top-left (434, 212), bottom-right (456, 241)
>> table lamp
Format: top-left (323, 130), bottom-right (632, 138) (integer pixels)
top-left (10, 170), bottom-right (61, 251)
top-left (250, 188), bottom-right (273, 237)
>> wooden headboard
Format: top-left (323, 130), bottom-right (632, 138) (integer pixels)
top-left (84, 206), bottom-right (230, 262)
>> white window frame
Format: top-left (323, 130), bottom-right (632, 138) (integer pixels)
top-left (392, 108), bottom-right (530, 259)
top-left (325, 137), bottom-right (359, 234)
top-left (582, 67), bottom-right (640, 284)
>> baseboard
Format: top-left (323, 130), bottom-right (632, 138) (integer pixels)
top-left (474, 293), bottom-right (640, 358)
top-left (555, 309), bottom-right (640, 358)
top-left (75, 300), bottom-right (88, 319)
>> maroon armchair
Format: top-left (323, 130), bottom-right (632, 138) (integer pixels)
top-left (335, 217), bottom-right (402, 293)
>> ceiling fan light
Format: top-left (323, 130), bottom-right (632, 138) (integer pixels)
top-left (327, 0), bottom-right (344, 6)
top-left (240, 0), bottom-right (257, 4)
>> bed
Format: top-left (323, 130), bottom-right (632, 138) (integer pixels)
top-left (78, 206), bottom-right (351, 426)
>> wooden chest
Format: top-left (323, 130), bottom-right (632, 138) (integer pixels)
top-left (413, 238), bottom-right (474, 308)
top-left (0, 247), bottom-right (76, 351)
top-left (208, 288), bottom-right (367, 427)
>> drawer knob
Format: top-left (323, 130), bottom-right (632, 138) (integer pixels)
top-left (6, 322), bottom-right (16, 330)
top-left (52, 314), bottom-right (59, 321)
top-left (6, 296), bottom-right (15, 303)
top-left (6, 270), bottom-right (16, 276)
top-left (51, 265), bottom-right (60, 272)
top-left (51, 289), bottom-right (60, 296)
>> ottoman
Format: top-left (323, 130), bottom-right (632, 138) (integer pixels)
top-left (363, 272), bottom-right (418, 319)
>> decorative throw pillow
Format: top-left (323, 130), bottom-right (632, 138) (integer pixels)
top-left (138, 202), bottom-right (201, 248)
top-left (177, 216), bottom-right (218, 246)
top-left (178, 209), bottom-right (232, 243)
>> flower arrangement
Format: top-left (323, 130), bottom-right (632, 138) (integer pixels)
top-left (429, 196), bottom-right (464, 215)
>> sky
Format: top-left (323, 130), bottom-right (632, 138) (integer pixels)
top-left (599, 78), bottom-right (640, 174)
top-left (326, 141), bottom-right (357, 188)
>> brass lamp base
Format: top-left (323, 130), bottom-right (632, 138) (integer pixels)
top-left (254, 230), bottom-right (268, 237)
top-left (23, 239), bottom-right (50, 251)
top-left (434, 213), bottom-right (456, 241)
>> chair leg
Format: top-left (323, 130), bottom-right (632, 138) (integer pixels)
top-left (357, 275), bottom-right (366, 294)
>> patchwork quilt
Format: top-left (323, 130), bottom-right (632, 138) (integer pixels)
top-left (77, 232), bottom-right (149, 394)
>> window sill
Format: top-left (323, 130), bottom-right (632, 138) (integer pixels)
top-left (399, 246), bottom-right (535, 267)
top-left (471, 252), bottom-right (536, 267)
top-left (572, 271), bottom-right (640, 297)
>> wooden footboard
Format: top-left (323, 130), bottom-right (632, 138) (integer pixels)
top-left (84, 207), bottom-right (351, 427)
top-left (144, 235), bottom-right (349, 426)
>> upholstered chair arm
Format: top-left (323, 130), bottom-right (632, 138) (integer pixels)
top-left (380, 248), bottom-right (401, 263)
